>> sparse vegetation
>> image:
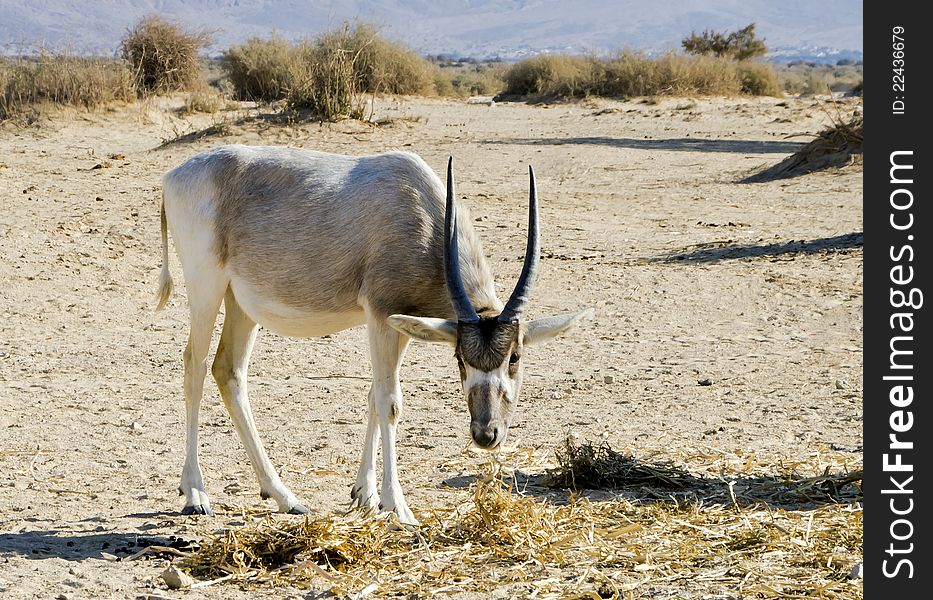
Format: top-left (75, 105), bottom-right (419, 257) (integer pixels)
top-left (286, 37), bottom-right (366, 120)
top-left (500, 51), bottom-right (780, 99)
top-left (746, 111), bottom-right (863, 181)
top-left (776, 61), bottom-right (863, 96)
top-left (737, 61), bottom-right (782, 96)
top-left (120, 15), bottom-right (211, 95)
top-left (3, 15), bottom-right (863, 124)
top-left (182, 91), bottom-right (223, 114)
top-left (221, 23), bottom-right (442, 119)
top-left (430, 59), bottom-right (506, 97)
top-left (221, 36), bottom-right (294, 102)
top-left (682, 23), bottom-right (768, 61)
top-left (1, 53), bottom-right (134, 122)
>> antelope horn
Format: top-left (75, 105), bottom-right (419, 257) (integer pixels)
top-left (499, 165), bottom-right (540, 323)
top-left (444, 157), bottom-right (479, 323)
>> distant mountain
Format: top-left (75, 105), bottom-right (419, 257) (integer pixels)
top-left (0, 0), bottom-right (862, 62)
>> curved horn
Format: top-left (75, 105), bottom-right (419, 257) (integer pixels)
top-left (499, 165), bottom-right (540, 323)
top-left (444, 157), bottom-right (479, 323)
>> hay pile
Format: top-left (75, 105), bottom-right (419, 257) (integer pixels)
top-left (746, 111), bottom-right (862, 182)
top-left (164, 441), bottom-right (862, 598)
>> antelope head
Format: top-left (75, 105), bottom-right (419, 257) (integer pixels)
top-left (388, 159), bottom-right (591, 449)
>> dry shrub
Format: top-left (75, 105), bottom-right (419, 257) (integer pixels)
top-left (182, 91), bottom-right (222, 114)
top-left (286, 39), bottom-right (365, 120)
top-left (502, 54), bottom-right (598, 97)
top-left (221, 36), bottom-right (294, 101)
top-left (1, 53), bottom-right (134, 122)
top-left (600, 52), bottom-right (740, 97)
top-left (501, 52), bottom-right (782, 99)
top-left (736, 61), bottom-right (781, 95)
top-left (229, 23), bottom-right (438, 120)
top-left (121, 14), bottom-right (210, 95)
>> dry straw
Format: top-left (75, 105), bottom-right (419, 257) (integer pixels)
top-left (169, 438), bottom-right (862, 598)
top-left (746, 109), bottom-right (863, 182)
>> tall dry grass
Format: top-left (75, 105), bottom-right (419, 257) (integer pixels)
top-left (1, 54), bottom-right (135, 122)
top-left (225, 22), bottom-right (441, 119)
top-left (501, 52), bottom-right (781, 99)
top-left (121, 14), bottom-right (210, 95)
top-left (221, 36), bottom-right (294, 101)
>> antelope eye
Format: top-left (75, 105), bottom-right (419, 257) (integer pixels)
top-left (509, 353), bottom-right (520, 364)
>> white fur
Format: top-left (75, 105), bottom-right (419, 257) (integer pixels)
top-left (157, 145), bottom-right (589, 526)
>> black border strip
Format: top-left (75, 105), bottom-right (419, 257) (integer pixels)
top-left (864, 2), bottom-right (931, 595)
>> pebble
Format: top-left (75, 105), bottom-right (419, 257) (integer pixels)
top-left (849, 561), bottom-right (863, 579)
top-left (697, 378), bottom-right (713, 386)
top-left (603, 375), bottom-right (615, 384)
top-left (161, 565), bottom-right (194, 589)
top-left (550, 391), bottom-right (563, 400)
top-left (835, 378), bottom-right (847, 390)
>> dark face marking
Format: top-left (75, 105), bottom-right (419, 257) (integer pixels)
top-left (455, 317), bottom-right (524, 449)
top-left (456, 318), bottom-right (519, 372)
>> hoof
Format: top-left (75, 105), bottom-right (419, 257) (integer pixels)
top-left (287, 504), bottom-right (309, 515)
top-left (260, 490), bottom-right (271, 500)
top-left (181, 504), bottom-right (213, 516)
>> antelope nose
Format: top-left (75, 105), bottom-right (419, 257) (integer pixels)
top-left (471, 422), bottom-right (500, 449)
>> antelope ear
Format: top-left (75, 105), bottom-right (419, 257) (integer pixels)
top-left (387, 315), bottom-right (458, 344)
top-left (523, 309), bottom-right (593, 346)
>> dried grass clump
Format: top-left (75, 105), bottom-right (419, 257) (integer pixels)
top-left (168, 443), bottom-right (862, 598)
top-left (221, 36), bottom-right (294, 102)
top-left (601, 52), bottom-right (742, 97)
top-left (286, 38), bottom-right (366, 121)
top-left (121, 14), bottom-right (210, 95)
top-left (278, 22), bottom-right (439, 120)
top-left (551, 436), bottom-right (862, 507)
top-left (337, 22), bottom-right (436, 96)
top-left (736, 61), bottom-right (781, 95)
top-left (746, 111), bottom-right (863, 182)
top-left (1, 53), bottom-right (134, 122)
top-left (500, 52), bottom-right (780, 100)
top-left (551, 437), bottom-right (694, 490)
top-left (181, 91), bottom-right (222, 114)
top-left (502, 54), bottom-right (599, 97)
top-left (184, 511), bottom-right (399, 584)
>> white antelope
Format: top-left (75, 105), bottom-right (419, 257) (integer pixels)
top-left (156, 145), bottom-right (589, 524)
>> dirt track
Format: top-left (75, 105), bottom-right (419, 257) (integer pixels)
top-left (0, 95), bottom-right (862, 598)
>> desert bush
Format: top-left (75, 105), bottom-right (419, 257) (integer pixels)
top-left (182, 91), bottom-right (222, 114)
top-left (286, 40), bottom-right (363, 120)
top-left (501, 52), bottom-right (780, 99)
top-left (322, 22), bottom-right (436, 96)
top-left (502, 54), bottom-right (598, 97)
top-left (601, 52), bottom-right (741, 97)
top-left (736, 62), bottom-right (781, 96)
top-left (1, 53), bottom-right (135, 121)
top-left (221, 36), bottom-right (293, 101)
top-left (121, 14), bottom-right (210, 95)
top-left (283, 22), bottom-right (440, 119)
top-left (434, 61), bottom-right (507, 97)
top-left (682, 23), bottom-right (767, 61)
top-left (775, 62), bottom-right (863, 96)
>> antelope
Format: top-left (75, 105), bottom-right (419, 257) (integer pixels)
top-left (156, 145), bottom-right (590, 524)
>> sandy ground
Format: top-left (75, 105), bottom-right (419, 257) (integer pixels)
top-left (0, 94), bottom-right (862, 598)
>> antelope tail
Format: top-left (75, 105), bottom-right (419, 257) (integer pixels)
top-left (155, 194), bottom-right (174, 311)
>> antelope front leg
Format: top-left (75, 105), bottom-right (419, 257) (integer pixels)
top-left (366, 314), bottom-right (417, 525)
